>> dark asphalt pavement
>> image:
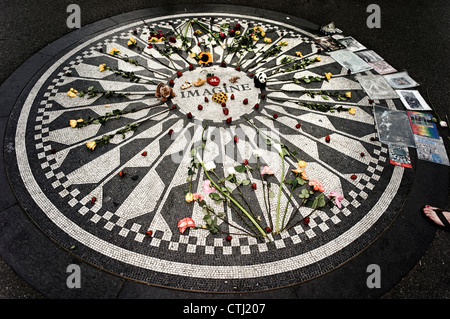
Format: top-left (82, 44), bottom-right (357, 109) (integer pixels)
top-left (0, 0), bottom-right (448, 299)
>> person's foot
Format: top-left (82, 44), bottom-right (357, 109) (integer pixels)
top-left (423, 205), bottom-right (450, 229)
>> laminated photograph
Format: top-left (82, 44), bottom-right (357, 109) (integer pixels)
top-left (356, 74), bottom-right (399, 99)
top-left (369, 60), bottom-right (397, 75)
top-left (313, 35), bottom-right (343, 51)
top-left (383, 71), bottom-right (419, 89)
top-left (388, 143), bottom-right (412, 168)
top-left (355, 50), bottom-right (384, 63)
top-left (408, 111), bottom-right (440, 139)
top-left (337, 36), bottom-right (367, 52)
top-left (328, 49), bottom-right (373, 73)
top-left (397, 90), bottom-right (432, 111)
top-left (373, 106), bottom-right (416, 148)
top-left (415, 135), bottom-right (450, 166)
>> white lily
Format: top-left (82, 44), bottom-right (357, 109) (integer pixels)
top-left (273, 143), bottom-right (283, 155)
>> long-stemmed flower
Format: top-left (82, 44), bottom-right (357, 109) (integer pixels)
top-left (196, 154), bottom-right (267, 239)
top-left (273, 142), bottom-right (285, 233)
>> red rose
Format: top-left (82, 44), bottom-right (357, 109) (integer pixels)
top-left (204, 97), bottom-right (209, 102)
top-left (254, 103), bottom-right (259, 109)
top-left (187, 112), bottom-right (192, 119)
top-left (198, 104), bottom-right (203, 110)
top-left (234, 136), bottom-right (238, 143)
top-left (243, 98), bottom-right (248, 105)
top-left (243, 159), bottom-right (248, 165)
top-left (265, 227), bottom-right (272, 233)
top-left (251, 183), bottom-right (257, 190)
top-left (303, 217), bottom-right (310, 225)
top-left (223, 108), bottom-right (229, 115)
top-left (350, 174), bottom-right (357, 180)
top-left (177, 71), bottom-right (183, 77)
top-left (168, 129), bottom-right (174, 135)
top-left (141, 151), bottom-right (147, 156)
top-left (226, 117), bottom-right (232, 124)
top-left (325, 135), bottom-right (330, 143)
top-left (296, 123), bottom-right (301, 129)
top-left (273, 114), bottom-right (278, 119)
top-left (226, 235), bottom-right (232, 241)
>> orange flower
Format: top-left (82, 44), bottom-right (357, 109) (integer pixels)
top-left (309, 180), bottom-right (324, 192)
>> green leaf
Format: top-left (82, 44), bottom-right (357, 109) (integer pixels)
top-left (234, 165), bottom-right (246, 173)
top-left (241, 179), bottom-right (250, 186)
top-left (209, 193), bottom-right (222, 201)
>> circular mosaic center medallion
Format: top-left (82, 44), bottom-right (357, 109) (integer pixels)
top-left (4, 9), bottom-right (413, 293)
top-left (172, 66), bottom-right (260, 122)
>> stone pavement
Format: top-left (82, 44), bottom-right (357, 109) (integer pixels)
top-left (0, 1), bottom-right (448, 300)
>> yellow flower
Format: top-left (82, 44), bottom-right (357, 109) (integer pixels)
top-left (325, 72), bottom-right (332, 80)
top-left (345, 91), bottom-right (352, 99)
top-left (148, 37), bottom-right (164, 43)
top-left (296, 51), bottom-right (303, 57)
top-left (298, 160), bottom-right (307, 168)
top-left (278, 40), bottom-right (288, 46)
top-left (251, 35), bottom-right (259, 42)
top-left (315, 56), bottom-right (321, 62)
top-left (86, 141), bottom-right (97, 150)
top-left (260, 31), bottom-right (266, 37)
top-left (194, 30), bottom-right (202, 35)
top-left (197, 51), bottom-right (213, 65)
top-left (99, 64), bottom-right (107, 72)
top-left (253, 26), bottom-right (264, 32)
top-left (69, 119), bottom-right (83, 128)
top-left (109, 48), bottom-right (120, 55)
top-left (348, 108), bottom-right (356, 115)
top-left (189, 52), bottom-right (197, 59)
top-left (185, 192), bottom-right (194, 203)
top-left (235, 30), bottom-right (241, 36)
top-left (67, 88), bottom-right (78, 98)
top-left (263, 37), bottom-right (272, 44)
top-left (127, 37), bottom-right (137, 46)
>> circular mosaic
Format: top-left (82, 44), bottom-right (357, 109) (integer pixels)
top-left (5, 10), bottom-right (413, 292)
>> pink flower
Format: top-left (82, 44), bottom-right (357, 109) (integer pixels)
top-left (328, 191), bottom-right (344, 208)
top-left (203, 180), bottom-right (216, 194)
top-left (178, 217), bottom-right (195, 233)
top-left (192, 193), bottom-right (204, 202)
top-left (261, 165), bottom-right (274, 175)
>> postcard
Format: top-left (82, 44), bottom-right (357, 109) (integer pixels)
top-left (313, 36), bottom-right (343, 51)
top-left (355, 50), bottom-right (384, 63)
top-left (388, 143), bottom-right (412, 168)
top-left (373, 106), bottom-right (416, 147)
top-left (397, 90), bottom-right (432, 111)
top-left (357, 74), bottom-right (399, 100)
top-left (328, 49), bottom-right (373, 73)
top-left (383, 71), bottom-right (419, 89)
top-left (337, 36), bottom-right (367, 52)
top-left (407, 111), bottom-right (440, 139)
top-left (369, 60), bottom-right (397, 75)
top-left (414, 135), bottom-right (449, 166)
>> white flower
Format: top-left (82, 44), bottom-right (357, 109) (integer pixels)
top-left (273, 143), bottom-right (283, 155)
top-left (204, 161), bottom-right (216, 171)
top-left (227, 167), bottom-right (237, 175)
top-left (252, 149), bottom-right (262, 158)
top-left (439, 121), bottom-right (448, 128)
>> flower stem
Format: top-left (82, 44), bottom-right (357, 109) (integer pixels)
top-left (201, 163), bottom-right (267, 238)
top-left (275, 154), bottom-right (285, 233)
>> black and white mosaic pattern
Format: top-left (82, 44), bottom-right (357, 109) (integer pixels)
top-left (5, 11), bottom-right (413, 292)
